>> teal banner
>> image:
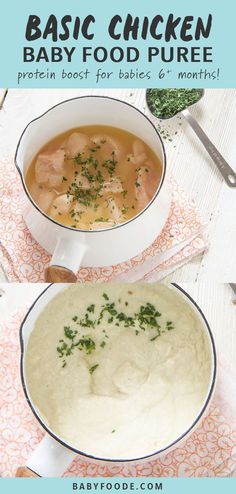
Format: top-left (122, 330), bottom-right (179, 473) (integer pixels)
top-left (0, 0), bottom-right (235, 87)
top-left (1, 478), bottom-right (236, 493)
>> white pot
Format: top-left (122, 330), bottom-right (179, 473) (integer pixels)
top-left (15, 96), bottom-right (171, 282)
top-left (19, 283), bottom-right (217, 477)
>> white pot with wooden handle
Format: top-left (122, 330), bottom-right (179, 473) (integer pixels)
top-left (16, 283), bottom-right (217, 477)
top-left (15, 96), bottom-right (171, 283)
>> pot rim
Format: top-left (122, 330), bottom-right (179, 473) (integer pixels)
top-left (19, 282), bottom-right (217, 464)
top-left (15, 95), bottom-right (167, 234)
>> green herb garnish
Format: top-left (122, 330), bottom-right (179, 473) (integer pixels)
top-left (76, 337), bottom-right (96, 354)
top-left (166, 321), bottom-right (174, 330)
top-left (135, 303), bottom-right (161, 332)
top-left (94, 217), bottom-right (109, 222)
top-left (102, 151), bottom-right (118, 177)
top-left (146, 88), bottom-right (201, 119)
top-left (57, 296), bottom-right (175, 368)
top-left (87, 304), bottom-right (95, 313)
top-left (121, 205), bottom-right (129, 215)
top-left (89, 364), bottom-right (99, 374)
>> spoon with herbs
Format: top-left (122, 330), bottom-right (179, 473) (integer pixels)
top-left (146, 88), bottom-right (236, 187)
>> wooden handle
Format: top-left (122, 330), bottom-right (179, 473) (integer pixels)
top-left (45, 265), bottom-right (77, 283)
top-left (16, 467), bottom-right (39, 477)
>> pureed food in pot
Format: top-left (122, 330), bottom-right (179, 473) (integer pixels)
top-left (25, 126), bottom-right (162, 230)
top-left (25, 284), bottom-right (212, 460)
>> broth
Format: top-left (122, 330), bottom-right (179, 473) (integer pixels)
top-left (25, 125), bottom-right (163, 230)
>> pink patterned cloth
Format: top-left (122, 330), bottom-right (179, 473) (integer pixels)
top-left (0, 158), bottom-right (206, 283)
top-left (0, 310), bottom-right (236, 478)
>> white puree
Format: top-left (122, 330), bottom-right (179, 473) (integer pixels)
top-left (25, 284), bottom-right (212, 460)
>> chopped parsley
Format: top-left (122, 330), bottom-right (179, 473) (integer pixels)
top-left (68, 142), bottom-right (119, 211)
top-left (64, 326), bottom-right (78, 340)
top-left (87, 304), bottom-right (95, 313)
top-left (146, 88), bottom-right (201, 119)
top-left (67, 182), bottom-right (103, 207)
top-left (76, 337), bottom-right (96, 354)
top-left (150, 335), bottom-right (159, 342)
top-left (89, 364), bottom-right (99, 374)
top-left (121, 205), bottom-right (129, 215)
top-left (166, 320), bottom-right (174, 330)
top-left (135, 303), bottom-right (161, 331)
top-left (94, 217), bottom-right (109, 222)
top-left (57, 330), bottom-right (96, 363)
top-left (79, 313), bottom-right (96, 328)
top-left (102, 151), bottom-right (118, 177)
top-left (57, 294), bottom-right (175, 367)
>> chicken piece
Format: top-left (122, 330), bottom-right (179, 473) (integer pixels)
top-left (72, 201), bottom-right (101, 228)
top-left (132, 140), bottom-right (147, 166)
top-left (29, 183), bottom-right (56, 213)
top-left (37, 190), bottom-right (56, 213)
top-left (64, 132), bottom-right (91, 159)
top-left (74, 172), bottom-right (91, 189)
top-left (91, 219), bottom-right (115, 230)
top-left (91, 134), bottom-right (123, 161)
top-left (49, 194), bottom-right (74, 219)
top-left (135, 162), bottom-right (159, 210)
top-left (35, 150), bottom-right (65, 188)
top-left (106, 197), bottom-right (121, 222)
top-left (90, 196), bottom-right (121, 230)
top-left (72, 201), bottom-right (89, 216)
top-left (102, 177), bottom-right (123, 194)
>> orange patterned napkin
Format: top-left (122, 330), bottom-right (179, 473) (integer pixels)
top-left (0, 309), bottom-right (236, 478)
top-left (0, 158), bottom-right (206, 282)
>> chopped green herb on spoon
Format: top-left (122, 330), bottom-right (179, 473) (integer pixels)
top-left (146, 88), bottom-right (202, 119)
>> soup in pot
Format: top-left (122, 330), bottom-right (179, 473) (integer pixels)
top-left (25, 284), bottom-right (212, 460)
top-left (25, 126), bottom-right (163, 230)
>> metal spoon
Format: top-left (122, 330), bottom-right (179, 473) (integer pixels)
top-left (146, 89), bottom-right (236, 188)
top-left (229, 283), bottom-right (236, 297)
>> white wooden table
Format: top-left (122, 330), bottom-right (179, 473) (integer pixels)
top-left (0, 88), bottom-right (236, 282)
